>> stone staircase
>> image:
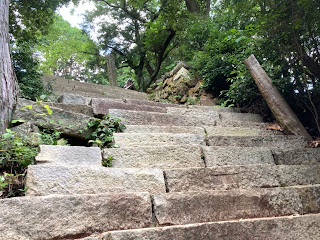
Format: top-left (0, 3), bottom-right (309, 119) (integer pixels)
top-left (2, 82), bottom-right (320, 239)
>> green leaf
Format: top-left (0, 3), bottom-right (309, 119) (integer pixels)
top-left (43, 105), bottom-right (53, 115)
top-left (20, 105), bottom-right (33, 110)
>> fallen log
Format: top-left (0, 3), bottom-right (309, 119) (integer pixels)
top-left (244, 54), bottom-right (312, 141)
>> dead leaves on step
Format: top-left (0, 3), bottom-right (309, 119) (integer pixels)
top-left (306, 139), bottom-right (320, 148)
top-left (266, 123), bottom-right (282, 132)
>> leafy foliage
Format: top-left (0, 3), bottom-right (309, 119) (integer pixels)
top-left (177, 0), bottom-right (320, 136)
top-left (35, 14), bottom-right (107, 83)
top-left (85, 114), bottom-right (126, 149)
top-left (9, 0), bottom-right (72, 100)
top-left (0, 128), bottom-right (68, 198)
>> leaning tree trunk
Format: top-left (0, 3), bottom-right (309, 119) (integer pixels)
top-left (0, 0), bottom-right (19, 134)
top-left (106, 53), bottom-right (118, 87)
top-left (244, 54), bottom-right (312, 140)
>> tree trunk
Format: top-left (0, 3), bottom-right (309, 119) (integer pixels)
top-left (106, 53), bottom-right (118, 87)
top-left (244, 54), bottom-right (312, 140)
top-left (0, 0), bottom-right (19, 134)
top-left (185, 0), bottom-right (200, 13)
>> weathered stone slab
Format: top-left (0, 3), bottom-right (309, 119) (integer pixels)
top-left (90, 98), bottom-right (166, 116)
top-left (206, 135), bottom-right (307, 149)
top-left (272, 148), bottom-right (320, 165)
top-left (165, 165), bottom-right (320, 192)
top-left (26, 165), bottom-right (166, 196)
top-left (187, 105), bottom-right (241, 113)
top-left (113, 133), bottom-right (206, 147)
top-left (108, 109), bottom-right (217, 127)
top-left (164, 166), bottom-right (279, 192)
top-left (104, 145), bottom-right (204, 168)
top-left (129, 99), bottom-right (185, 108)
top-left (205, 126), bottom-right (280, 136)
top-left (43, 75), bottom-right (148, 100)
top-left (35, 145), bottom-right (102, 166)
top-left (0, 193), bottom-right (152, 240)
top-left (275, 165), bottom-right (320, 187)
top-left (124, 125), bottom-right (205, 135)
top-left (153, 188), bottom-right (303, 225)
top-left (47, 102), bottom-right (94, 116)
top-left (100, 214), bottom-right (320, 240)
top-left (13, 98), bottom-right (92, 138)
top-left (294, 185), bottom-right (320, 214)
top-left (166, 107), bottom-right (218, 126)
top-left (219, 112), bottom-right (263, 123)
top-left (203, 146), bottom-right (274, 166)
top-left (57, 93), bottom-right (87, 104)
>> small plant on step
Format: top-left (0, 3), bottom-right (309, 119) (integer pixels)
top-left (102, 155), bottom-right (114, 167)
top-left (0, 128), bottom-right (69, 198)
top-left (85, 114), bottom-right (126, 149)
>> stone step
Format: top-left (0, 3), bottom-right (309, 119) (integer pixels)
top-left (218, 111), bottom-right (263, 123)
top-left (43, 75), bottom-right (148, 100)
top-left (56, 93), bottom-right (91, 104)
top-left (47, 102), bottom-right (94, 116)
top-left (206, 135), bottom-right (307, 149)
top-left (186, 105), bottom-right (241, 113)
top-left (113, 133), bottom-right (206, 147)
top-left (104, 145), bottom-right (204, 168)
top-left (203, 146), bottom-right (274, 166)
top-left (124, 125), bottom-right (205, 135)
top-left (108, 109), bottom-right (217, 126)
top-left (164, 165), bottom-right (320, 192)
top-left (91, 97), bottom-right (184, 109)
top-left (205, 126), bottom-right (282, 136)
top-left (90, 98), bottom-right (167, 115)
top-left (0, 193), bottom-right (152, 240)
top-left (94, 214), bottom-right (320, 240)
top-left (272, 148), bottom-right (320, 165)
top-left (35, 145), bottom-right (102, 166)
top-left (153, 187), bottom-right (304, 225)
top-left (26, 165), bottom-right (166, 196)
top-left (166, 107), bottom-right (263, 123)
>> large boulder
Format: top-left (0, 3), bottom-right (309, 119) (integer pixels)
top-left (12, 98), bottom-right (92, 139)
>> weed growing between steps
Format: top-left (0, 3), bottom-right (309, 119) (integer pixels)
top-left (84, 114), bottom-right (126, 149)
top-left (0, 129), bottom-right (68, 198)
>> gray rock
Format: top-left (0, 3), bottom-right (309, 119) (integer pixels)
top-left (35, 145), bottom-right (102, 166)
top-left (187, 105), bottom-right (241, 113)
top-left (164, 165), bottom-right (320, 192)
top-left (113, 133), bottom-right (206, 147)
top-left (124, 125), bottom-right (205, 135)
top-left (0, 193), bottom-right (152, 240)
top-left (47, 102), bottom-right (94, 116)
top-left (274, 165), bottom-right (320, 187)
top-left (13, 98), bottom-right (92, 138)
top-left (10, 121), bottom-right (41, 144)
top-left (205, 126), bottom-right (280, 136)
top-left (153, 188), bottom-right (303, 225)
top-left (164, 166), bottom-right (280, 192)
top-left (166, 107), bottom-right (218, 126)
top-left (43, 75), bottom-right (148, 100)
top-left (104, 145), bottom-right (204, 168)
top-left (218, 112), bottom-right (263, 123)
top-left (102, 214), bottom-right (320, 240)
top-left (90, 98), bottom-right (166, 116)
top-left (206, 135), bottom-right (307, 149)
top-left (26, 165), bottom-right (166, 196)
top-left (108, 109), bottom-right (217, 127)
top-left (173, 67), bottom-right (191, 81)
top-left (57, 93), bottom-right (87, 104)
top-left (294, 185), bottom-right (320, 213)
top-left (203, 146), bottom-right (275, 166)
top-left (272, 148), bottom-right (320, 165)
